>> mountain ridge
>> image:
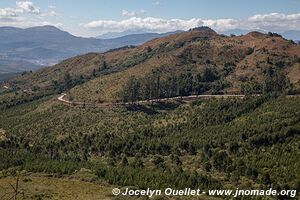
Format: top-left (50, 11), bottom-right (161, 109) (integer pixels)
top-left (0, 26), bottom-right (179, 73)
top-left (7, 27), bottom-right (300, 103)
top-left (1, 25), bottom-right (299, 75)
top-left (221, 29), bottom-right (300, 41)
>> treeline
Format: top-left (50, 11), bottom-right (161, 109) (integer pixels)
top-left (0, 91), bottom-right (53, 110)
top-left (95, 165), bottom-right (221, 190)
top-left (241, 66), bottom-right (290, 95)
top-left (119, 68), bottom-right (228, 102)
top-left (0, 149), bottom-right (221, 190)
top-left (121, 64), bottom-right (295, 103)
top-left (51, 61), bottom-right (109, 92)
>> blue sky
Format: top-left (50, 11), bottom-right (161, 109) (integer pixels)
top-left (0, 0), bottom-right (299, 37)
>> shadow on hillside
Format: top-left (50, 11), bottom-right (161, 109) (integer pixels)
top-left (150, 102), bottom-right (180, 110)
top-left (125, 102), bottom-right (180, 115)
top-left (125, 104), bottom-right (158, 115)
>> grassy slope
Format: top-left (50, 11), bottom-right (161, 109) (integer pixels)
top-left (69, 31), bottom-right (300, 102)
top-left (0, 173), bottom-right (113, 200)
top-left (0, 174), bottom-right (220, 200)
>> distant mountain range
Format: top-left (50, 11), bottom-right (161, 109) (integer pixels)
top-left (97, 30), bottom-right (150, 39)
top-left (221, 29), bottom-right (300, 41)
top-left (0, 25), bottom-right (299, 74)
top-left (97, 30), bottom-right (183, 39)
top-left (281, 30), bottom-right (300, 41)
top-left (0, 26), bottom-right (179, 73)
top-left (99, 29), bottom-right (300, 41)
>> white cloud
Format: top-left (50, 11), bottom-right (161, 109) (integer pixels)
top-left (38, 21), bottom-right (63, 28)
top-left (0, 17), bottom-right (62, 27)
top-left (0, 1), bottom-right (63, 28)
top-left (0, 8), bottom-right (17, 17)
top-left (48, 10), bottom-right (57, 17)
top-left (16, 1), bottom-right (40, 14)
top-left (245, 13), bottom-right (300, 31)
top-left (0, 8), bottom-right (20, 23)
top-left (248, 13), bottom-right (300, 22)
top-left (41, 4), bottom-right (59, 17)
top-left (203, 19), bottom-right (238, 31)
top-left (82, 12), bottom-right (300, 35)
top-left (83, 17), bottom-right (204, 33)
top-left (0, 7), bottom-right (19, 23)
top-left (0, 1), bottom-right (40, 23)
top-left (121, 9), bottom-right (146, 17)
top-left (40, 10), bottom-right (57, 18)
top-left (122, 10), bottom-right (137, 17)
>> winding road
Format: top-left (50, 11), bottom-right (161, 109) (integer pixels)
top-left (57, 93), bottom-right (251, 108)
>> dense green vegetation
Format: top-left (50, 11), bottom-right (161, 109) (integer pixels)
top-left (119, 66), bottom-right (292, 102)
top-left (0, 92), bottom-right (299, 197)
top-left (241, 66), bottom-right (291, 95)
top-left (0, 90), bottom-right (54, 110)
top-left (119, 67), bottom-right (229, 102)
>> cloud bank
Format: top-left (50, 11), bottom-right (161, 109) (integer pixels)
top-left (16, 1), bottom-right (40, 14)
top-left (0, 1), bottom-right (61, 28)
top-left (0, 1), bottom-right (40, 21)
top-left (1, 1), bottom-right (299, 37)
top-left (83, 13), bottom-right (300, 34)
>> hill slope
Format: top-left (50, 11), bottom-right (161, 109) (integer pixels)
top-left (9, 27), bottom-right (300, 103)
top-left (70, 28), bottom-right (300, 102)
top-left (0, 91), bottom-right (299, 198)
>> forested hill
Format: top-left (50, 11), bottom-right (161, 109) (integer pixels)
top-left (5, 27), bottom-right (300, 103)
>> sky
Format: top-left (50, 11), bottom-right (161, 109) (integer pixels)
top-left (0, 0), bottom-right (300, 37)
